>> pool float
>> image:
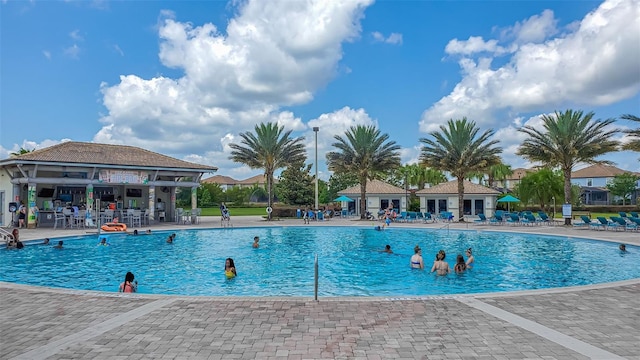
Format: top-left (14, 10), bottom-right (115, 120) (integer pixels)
top-left (101, 223), bottom-right (127, 232)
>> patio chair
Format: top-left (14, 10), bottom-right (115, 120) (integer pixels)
top-left (423, 212), bottom-right (434, 223)
top-left (474, 213), bottom-right (487, 224)
top-left (596, 217), bottom-right (621, 231)
top-left (537, 211), bottom-right (552, 225)
top-left (53, 210), bottom-right (66, 230)
top-left (573, 215), bottom-right (591, 228)
top-left (619, 212), bottom-right (629, 219)
top-left (489, 213), bottom-right (503, 225)
top-left (506, 213), bottom-right (521, 226)
top-left (397, 211), bottom-right (407, 222)
top-left (612, 216), bottom-right (637, 231)
top-left (630, 212), bottom-right (639, 218)
top-left (523, 213), bottom-right (538, 226)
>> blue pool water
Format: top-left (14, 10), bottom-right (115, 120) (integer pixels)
top-left (1, 227), bottom-right (638, 297)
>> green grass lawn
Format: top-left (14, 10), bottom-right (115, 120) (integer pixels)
top-left (200, 207), bottom-right (267, 216)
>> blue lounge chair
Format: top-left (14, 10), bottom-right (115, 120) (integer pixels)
top-left (597, 216), bottom-right (621, 231)
top-left (507, 213), bottom-right (521, 226)
top-left (611, 216), bottom-right (637, 231)
top-left (489, 213), bottom-right (504, 225)
top-left (573, 215), bottom-right (591, 228)
top-left (537, 211), bottom-right (552, 225)
top-left (422, 212), bottom-right (434, 223)
top-left (474, 213), bottom-right (487, 224)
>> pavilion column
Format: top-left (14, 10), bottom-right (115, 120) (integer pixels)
top-left (170, 187), bottom-right (177, 222)
top-left (148, 186), bottom-right (156, 222)
top-left (191, 186), bottom-right (198, 211)
top-left (27, 183), bottom-right (36, 229)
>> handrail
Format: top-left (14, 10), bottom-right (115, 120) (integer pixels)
top-left (0, 227), bottom-right (14, 245)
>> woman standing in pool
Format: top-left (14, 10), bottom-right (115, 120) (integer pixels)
top-left (465, 248), bottom-right (474, 268)
top-left (454, 254), bottom-right (467, 273)
top-left (119, 271), bottom-right (137, 293)
top-left (410, 245), bottom-right (424, 269)
top-left (225, 258), bottom-right (237, 278)
top-left (431, 250), bottom-right (450, 275)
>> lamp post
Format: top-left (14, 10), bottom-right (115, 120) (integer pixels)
top-left (552, 196), bottom-right (556, 219)
top-left (313, 127), bottom-right (319, 212)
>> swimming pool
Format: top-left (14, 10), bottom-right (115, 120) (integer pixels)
top-left (1, 227), bottom-right (638, 297)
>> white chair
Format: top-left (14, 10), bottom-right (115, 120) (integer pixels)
top-left (142, 209), bottom-right (150, 225)
top-left (175, 208), bottom-right (183, 224)
top-left (53, 211), bottom-right (66, 230)
top-left (131, 210), bottom-right (142, 228)
top-left (63, 209), bottom-right (75, 228)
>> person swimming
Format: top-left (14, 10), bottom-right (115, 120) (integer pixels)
top-left (98, 237), bottom-right (109, 246)
top-left (619, 244), bottom-right (627, 252)
top-left (465, 248), bottom-right (474, 268)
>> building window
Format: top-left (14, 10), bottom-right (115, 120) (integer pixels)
top-left (587, 178), bottom-right (592, 187)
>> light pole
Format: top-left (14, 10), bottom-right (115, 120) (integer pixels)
top-left (313, 127), bottom-right (319, 211)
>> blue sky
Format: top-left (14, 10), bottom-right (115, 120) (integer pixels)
top-left (1, 0), bottom-right (639, 180)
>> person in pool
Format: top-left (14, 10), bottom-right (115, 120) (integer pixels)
top-left (225, 258), bottom-right (237, 278)
top-left (53, 240), bottom-right (63, 249)
top-left (431, 250), bottom-right (450, 275)
top-left (454, 254), bottom-right (467, 273)
top-left (382, 244), bottom-right (392, 253)
top-left (252, 236), bottom-right (260, 248)
top-left (98, 237), bottom-right (109, 246)
top-left (465, 248), bottom-right (474, 268)
top-left (619, 244), bottom-right (627, 252)
top-left (119, 271), bottom-right (138, 293)
top-left (410, 245), bottom-right (424, 269)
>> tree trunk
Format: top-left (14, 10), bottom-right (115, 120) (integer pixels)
top-left (267, 171), bottom-right (273, 221)
top-left (360, 181), bottom-right (367, 220)
top-left (458, 177), bottom-right (465, 222)
top-left (563, 167), bottom-right (572, 226)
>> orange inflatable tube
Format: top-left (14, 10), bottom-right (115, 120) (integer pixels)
top-left (101, 223), bottom-right (128, 232)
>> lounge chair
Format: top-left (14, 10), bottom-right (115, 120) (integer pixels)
top-left (423, 212), bottom-right (434, 223)
top-left (489, 213), bottom-right (503, 225)
top-left (611, 216), bottom-right (637, 231)
top-left (630, 212), bottom-right (639, 218)
top-left (596, 217), bottom-right (621, 231)
top-left (507, 213), bottom-right (521, 226)
top-left (573, 215), bottom-right (590, 228)
top-left (537, 211), bottom-right (552, 225)
top-left (474, 213), bottom-right (488, 224)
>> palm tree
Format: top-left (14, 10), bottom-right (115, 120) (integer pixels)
top-left (10, 147), bottom-right (34, 156)
top-left (229, 122), bottom-right (306, 220)
top-left (620, 114), bottom-right (640, 152)
top-left (486, 163), bottom-right (513, 188)
top-left (517, 110), bottom-right (619, 225)
top-left (420, 118), bottom-right (502, 222)
top-left (326, 125), bottom-right (401, 219)
top-left (408, 164), bottom-right (446, 190)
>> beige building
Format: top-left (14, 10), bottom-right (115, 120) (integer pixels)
top-left (337, 179), bottom-right (408, 216)
top-left (416, 180), bottom-right (501, 220)
top-left (0, 142), bottom-right (217, 228)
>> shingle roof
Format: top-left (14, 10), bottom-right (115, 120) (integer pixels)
top-left (415, 180), bottom-right (501, 195)
top-left (571, 164), bottom-right (633, 178)
top-left (338, 179), bottom-right (406, 195)
top-left (238, 174), bottom-right (268, 185)
top-left (2, 141), bottom-right (217, 171)
top-left (504, 168), bottom-right (532, 181)
top-left (202, 175), bottom-right (238, 184)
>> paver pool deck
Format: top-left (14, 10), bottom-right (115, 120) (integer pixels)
top-left (2, 216), bottom-right (639, 360)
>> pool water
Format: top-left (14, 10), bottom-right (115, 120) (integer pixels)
top-left (1, 227), bottom-right (638, 297)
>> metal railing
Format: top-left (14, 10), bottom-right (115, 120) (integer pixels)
top-left (0, 227), bottom-right (14, 245)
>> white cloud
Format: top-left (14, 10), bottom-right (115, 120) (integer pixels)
top-left (96, 0), bottom-right (374, 176)
top-left (0, 139), bottom-right (71, 160)
top-left (501, 9), bottom-right (559, 44)
top-left (64, 44), bottom-right (80, 58)
top-left (69, 29), bottom-right (84, 41)
top-left (113, 44), bottom-right (124, 56)
top-left (42, 50), bottom-right (51, 59)
top-left (444, 36), bottom-right (506, 56)
top-left (372, 31), bottom-right (403, 45)
top-left (421, 0), bottom-right (640, 133)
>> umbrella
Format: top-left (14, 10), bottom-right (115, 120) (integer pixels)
top-left (334, 195), bottom-right (354, 202)
top-left (497, 194), bottom-right (520, 212)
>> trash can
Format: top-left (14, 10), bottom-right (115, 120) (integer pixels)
top-left (296, 209), bottom-right (301, 218)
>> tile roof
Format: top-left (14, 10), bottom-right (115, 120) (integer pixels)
top-left (415, 180), bottom-right (501, 195)
top-left (338, 179), bottom-right (406, 195)
top-left (238, 174), bottom-right (269, 185)
top-left (2, 141), bottom-right (217, 171)
top-left (504, 167), bottom-right (532, 181)
top-left (202, 175), bottom-right (238, 184)
top-left (571, 164), bottom-right (634, 178)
